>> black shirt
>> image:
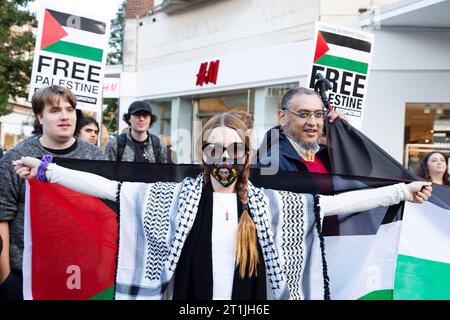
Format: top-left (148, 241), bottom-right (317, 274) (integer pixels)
top-left (42, 139), bottom-right (78, 155)
top-left (131, 134), bottom-right (150, 163)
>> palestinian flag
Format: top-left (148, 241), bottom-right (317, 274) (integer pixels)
top-left (23, 180), bottom-right (118, 300)
top-left (40, 9), bottom-right (106, 62)
top-left (23, 162), bottom-right (202, 300)
top-left (22, 121), bottom-right (450, 299)
top-left (24, 160), bottom-right (406, 300)
top-left (313, 30), bottom-right (372, 75)
top-left (394, 196), bottom-right (450, 299)
top-left (321, 120), bottom-right (450, 300)
top-left (318, 120), bottom-right (412, 300)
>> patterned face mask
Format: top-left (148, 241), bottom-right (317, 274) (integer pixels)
top-left (206, 160), bottom-right (244, 188)
top-left (202, 142), bottom-right (247, 187)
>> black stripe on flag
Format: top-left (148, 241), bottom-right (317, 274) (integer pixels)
top-left (320, 31), bottom-right (371, 53)
top-left (47, 9), bottom-right (106, 34)
top-left (54, 158), bottom-right (408, 238)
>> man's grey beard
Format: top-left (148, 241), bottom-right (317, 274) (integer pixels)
top-left (285, 130), bottom-right (320, 150)
top-left (299, 140), bottom-right (320, 150)
top-left (284, 118), bottom-right (321, 150)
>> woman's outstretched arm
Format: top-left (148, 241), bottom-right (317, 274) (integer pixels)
top-left (13, 157), bottom-right (118, 201)
top-left (320, 181), bottom-right (432, 217)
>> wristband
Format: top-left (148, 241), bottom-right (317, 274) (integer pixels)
top-left (36, 155), bottom-right (53, 182)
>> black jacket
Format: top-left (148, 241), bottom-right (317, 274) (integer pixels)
top-left (256, 125), bottom-right (331, 173)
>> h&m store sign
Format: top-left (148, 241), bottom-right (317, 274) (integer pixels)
top-left (195, 60), bottom-right (220, 86)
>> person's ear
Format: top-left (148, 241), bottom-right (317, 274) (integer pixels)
top-left (278, 109), bottom-right (287, 127)
top-left (37, 113), bottom-right (43, 124)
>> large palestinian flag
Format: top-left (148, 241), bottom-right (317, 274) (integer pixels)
top-left (22, 121), bottom-right (450, 299)
top-left (40, 9), bottom-right (106, 62)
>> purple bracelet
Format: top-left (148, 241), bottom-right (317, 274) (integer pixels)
top-left (36, 155), bottom-right (53, 182)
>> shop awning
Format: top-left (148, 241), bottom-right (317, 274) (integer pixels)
top-left (360, 0), bottom-right (450, 29)
top-left (152, 0), bottom-right (213, 14)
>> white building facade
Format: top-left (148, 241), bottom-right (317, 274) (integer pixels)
top-left (0, 102), bottom-right (34, 151)
top-left (120, 0), bottom-right (450, 166)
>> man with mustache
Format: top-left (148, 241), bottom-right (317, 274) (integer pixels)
top-left (257, 87), bottom-right (342, 174)
top-left (256, 87), bottom-right (345, 235)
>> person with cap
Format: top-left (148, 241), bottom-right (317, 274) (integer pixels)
top-left (104, 100), bottom-right (169, 163)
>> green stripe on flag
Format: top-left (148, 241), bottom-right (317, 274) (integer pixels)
top-left (43, 40), bottom-right (103, 62)
top-left (358, 289), bottom-right (393, 300)
top-left (89, 286), bottom-right (114, 300)
top-left (394, 254), bottom-right (450, 300)
top-left (315, 54), bottom-right (368, 74)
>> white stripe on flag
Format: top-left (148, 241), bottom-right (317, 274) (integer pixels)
top-left (326, 44), bottom-right (371, 63)
top-left (311, 221), bottom-right (401, 300)
top-left (23, 181), bottom-right (33, 300)
top-left (399, 202), bottom-right (450, 264)
top-left (60, 27), bottom-right (105, 49)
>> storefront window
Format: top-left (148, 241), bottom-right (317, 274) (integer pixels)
top-left (192, 90), bottom-right (254, 163)
top-left (265, 83), bottom-right (298, 99)
top-left (192, 83), bottom-right (299, 163)
top-left (166, 83), bottom-right (299, 164)
top-left (197, 91), bottom-right (254, 116)
top-left (404, 103), bottom-right (450, 172)
top-left (146, 100), bottom-right (172, 147)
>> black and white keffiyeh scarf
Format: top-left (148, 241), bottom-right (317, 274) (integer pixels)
top-left (114, 174), bottom-right (315, 300)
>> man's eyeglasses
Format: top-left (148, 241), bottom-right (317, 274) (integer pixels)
top-left (285, 109), bottom-right (327, 120)
top-left (202, 142), bottom-right (247, 161)
top-left (131, 112), bottom-right (151, 118)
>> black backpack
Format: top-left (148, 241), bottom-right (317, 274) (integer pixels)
top-left (116, 133), bottom-right (161, 162)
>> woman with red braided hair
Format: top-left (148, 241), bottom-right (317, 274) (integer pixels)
top-left (12, 111), bottom-right (431, 300)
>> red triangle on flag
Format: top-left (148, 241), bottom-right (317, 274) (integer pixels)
top-left (41, 9), bottom-right (68, 49)
top-left (313, 31), bottom-right (330, 62)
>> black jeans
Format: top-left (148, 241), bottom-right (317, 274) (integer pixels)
top-left (0, 270), bottom-right (23, 300)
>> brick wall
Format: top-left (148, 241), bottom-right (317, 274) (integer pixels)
top-left (125, 0), bottom-right (154, 18)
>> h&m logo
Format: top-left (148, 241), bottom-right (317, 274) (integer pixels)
top-left (196, 60), bottom-right (220, 86)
